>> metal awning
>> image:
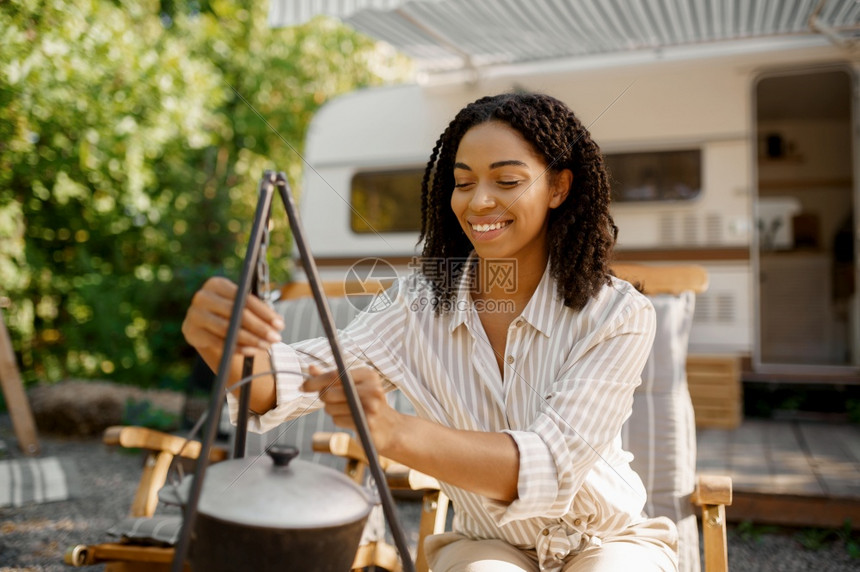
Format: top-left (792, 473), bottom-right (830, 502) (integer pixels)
top-left (269, 0), bottom-right (860, 72)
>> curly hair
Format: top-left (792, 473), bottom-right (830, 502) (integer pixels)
top-left (418, 92), bottom-right (617, 313)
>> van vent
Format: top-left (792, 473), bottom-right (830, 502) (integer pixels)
top-left (705, 213), bottom-right (722, 244)
top-left (715, 293), bottom-right (735, 322)
top-left (694, 295), bottom-right (709, 322)
top-left (659, 212), bottom-right (675, 244)
top-left (683, 213), bottom-right (698, 244)
top-left (694, 292), bottom-right (736, 324)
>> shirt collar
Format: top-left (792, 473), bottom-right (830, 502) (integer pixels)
top-left (447, 253), bottom-right (560, 337)
top-left (517, 260), bottom-right (558, 337)
top-left (448, 253), bottom-right (479, 333)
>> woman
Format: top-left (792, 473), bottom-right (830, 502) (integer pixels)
top-left (182, 92), bottom-right (678, 571)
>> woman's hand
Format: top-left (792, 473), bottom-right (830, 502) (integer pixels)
top-left (182, 277), bottom-right (284, 358)
top-left (301, 365), bottom-right (401, 454)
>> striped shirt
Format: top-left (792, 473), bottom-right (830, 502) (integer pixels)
top-left (230, 257), bottom-right (657, 569)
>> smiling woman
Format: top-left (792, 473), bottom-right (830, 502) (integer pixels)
top-left (450, 122), bottom-right (571, 274)
top-left (183, 92), bottom-right (677, 572)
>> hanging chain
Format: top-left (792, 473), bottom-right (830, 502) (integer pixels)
top-left (256, 218), bottom-right (272, 307)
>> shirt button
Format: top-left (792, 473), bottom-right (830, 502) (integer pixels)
top-left (506, 355), bottom-right (514, 364)
top-left (574, 518), bottom-right (582, 526)
top-left (515, 319), bottom-right (524, 327)
top-left (542, 528), bottom-right (550, 536)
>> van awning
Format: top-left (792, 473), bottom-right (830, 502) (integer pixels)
top-left (269, 0), bottom-right (860, 72)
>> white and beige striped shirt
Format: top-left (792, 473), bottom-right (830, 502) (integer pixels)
top-left (231, 257), bottom-right (657, 569)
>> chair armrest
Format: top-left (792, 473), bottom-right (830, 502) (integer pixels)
top-left (385, 462), bottom-right (441, 492)
top-left (691, 475), bottom-right (732, 572)
top-left (104, 425), bottom-right (228, 462)
top-left (312, 431), bottom-right (395, 470)
top-left (691, 475), bottom-right (733, 506)
top-left (103, 425), bottom-right (227, 518)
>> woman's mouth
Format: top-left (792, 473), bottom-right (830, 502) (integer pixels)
top-left (469, 219), bottom-right (512, 239)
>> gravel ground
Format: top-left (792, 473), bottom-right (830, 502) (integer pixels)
top-left (1, 414), bottom-right (858, 571)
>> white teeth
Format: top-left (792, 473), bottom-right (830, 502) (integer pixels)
top-left (472, 221), bottom-right (510, 232)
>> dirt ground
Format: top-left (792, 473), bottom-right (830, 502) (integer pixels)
top-left (1, 413), bottom-right (858, 571)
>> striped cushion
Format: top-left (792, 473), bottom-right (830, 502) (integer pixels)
top-left (622, 291), bottom-right (699, 572)
top-left (0, 456), bottom-right (80, 507)
top-left (107, 514), bottom-right (182, 546)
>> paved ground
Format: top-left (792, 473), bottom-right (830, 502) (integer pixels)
top-left (1, 414), bottom-right (858, 571)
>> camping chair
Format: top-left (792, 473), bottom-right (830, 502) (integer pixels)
top-left (64, 283), bottom-right (403, 572)
top-left (315, 263), bottom-right (733, 572)
top-left (64, 426), bottom-right (227, 571)
top-left (64, 424), bottom-right (402, 571)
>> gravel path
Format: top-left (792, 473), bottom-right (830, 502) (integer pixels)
top-left (1, 414), bottom-right (858, 571)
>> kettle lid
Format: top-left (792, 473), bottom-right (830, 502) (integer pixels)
top-left (198, 446), bottom-right (372, 529)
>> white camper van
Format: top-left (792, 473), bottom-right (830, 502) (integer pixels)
top-left (292, 33), bottom-right (858, 381)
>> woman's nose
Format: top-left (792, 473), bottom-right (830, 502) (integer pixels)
top-left (469, 183), bottom-right (497, 210)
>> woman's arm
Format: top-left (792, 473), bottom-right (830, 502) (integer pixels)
top-left (181, 277), bottom-right (284, 413)
top-left (302, 365), bottom-right (520, 502)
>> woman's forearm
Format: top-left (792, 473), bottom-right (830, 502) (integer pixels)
top-left (197, 345), bottom-right (277, 415)
top-left (382, 412), bottom-right (520, 502)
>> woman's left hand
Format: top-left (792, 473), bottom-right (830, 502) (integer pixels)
top-left (301, 365), bottom-right (400, 453)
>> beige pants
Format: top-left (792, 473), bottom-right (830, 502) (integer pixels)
top-left (425, 517), bottom-right (678, 572)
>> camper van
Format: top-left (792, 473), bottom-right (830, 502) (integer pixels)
top-left (291, 35), bottom-right (858, 382)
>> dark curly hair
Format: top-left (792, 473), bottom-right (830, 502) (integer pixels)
top-left (417, 92), bottom-right (617, 313)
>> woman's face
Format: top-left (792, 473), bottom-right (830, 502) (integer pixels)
top-left (450, 121), bottom-right (571, 266)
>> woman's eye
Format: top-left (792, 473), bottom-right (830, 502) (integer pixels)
top-left (454, 182), bottom-right (473, 189)
top-left (498, 180), bottom-right (520, 187)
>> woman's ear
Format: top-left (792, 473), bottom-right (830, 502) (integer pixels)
top-left (549, 169), bottom-right (573, 208)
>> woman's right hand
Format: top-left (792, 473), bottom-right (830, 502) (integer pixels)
top-left (181, 277), bottom-right (284, 358)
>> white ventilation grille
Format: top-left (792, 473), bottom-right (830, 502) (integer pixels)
top-left (694, 291), bottom-right (736, 324)
top-left (659, 212), bottom-right (676, 244)
top-left (705, 213), bottom-right (722, 243)
top-left (683, 213), bottom-right (699, 244)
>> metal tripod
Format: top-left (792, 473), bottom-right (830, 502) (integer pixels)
top-left (171, 171), bottom-right (415, 572)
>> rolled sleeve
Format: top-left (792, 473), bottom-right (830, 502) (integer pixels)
top-left (225, 342), bottom-right (322, 434)
top-left (481, 429), bottom-right (559, 525)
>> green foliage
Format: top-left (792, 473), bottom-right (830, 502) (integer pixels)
top-left (796, 527), bottom-right (838, 551)
top-left (0, 0), bottom-right (412, 391)
top-left (795, 520), bottom-right (860, 557)
top-left (734, 520), bottom-right (781, 543)
top-left (847, 399), bottom-right (860, 424)
top-left (123, 397), bottom-right (179, 432)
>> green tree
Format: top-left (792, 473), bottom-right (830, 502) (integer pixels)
top-left (0, 0), bottom-right (411, 390)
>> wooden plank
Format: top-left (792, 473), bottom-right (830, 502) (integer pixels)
top-left (796, 422), bottom-right (860, 498)
top-left (696, 427), bottom-right (733, 475)
top-left (611, 264), bottom-right (708, 295)
top-left (763, 420), bottom-right (822, 495)
top-left (726, 420), bottom-right (774, 492)
top-left (833, 423), bottom-right (860, 465)
top-left (687, 355), bottom-right (742, 429)
top-left (0, 311), bottom-right (39, 456)
top-left (688, 385), bottom-right (741, 400)
top-left (728, 491), bottom-right (860, 529)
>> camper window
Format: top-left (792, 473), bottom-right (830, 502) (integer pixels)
top-left (351, 168), bottom-right (424, 233)
top-left (605, 149), bottom-right (701, 202)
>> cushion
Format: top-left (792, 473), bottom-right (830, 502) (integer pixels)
top-left (622, 291), bottom-right (699, 572)
top-left (107, 514), bottom-right (183, 546)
